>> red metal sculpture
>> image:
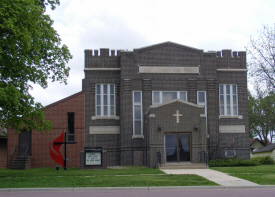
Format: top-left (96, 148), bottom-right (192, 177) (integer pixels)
top-left (49, 131), bottom-right (64, 168)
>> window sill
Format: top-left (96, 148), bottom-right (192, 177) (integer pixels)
top-left (219, 115), bottom-right (243, 119)
top-left (132, 135), bottom-right (144, 139)
top-left (92, 116), bottom-right (120, 120)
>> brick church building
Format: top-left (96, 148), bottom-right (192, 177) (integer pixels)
top-left (82, 42), bottom-right (249, 168)
top-left (5, 42), bottom-right (249, 169)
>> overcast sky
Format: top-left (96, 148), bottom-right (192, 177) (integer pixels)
top-left (30, 0), bottom-right (275, 106)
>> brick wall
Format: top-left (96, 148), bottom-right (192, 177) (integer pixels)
top-left (84, 42), bottom-right (250, 167)
top-left (0, 138), bottom-right (7, 168)
top-left (7, 91), bottom-right (85, 168)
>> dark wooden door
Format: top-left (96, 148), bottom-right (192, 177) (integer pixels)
top-left (19, 130), bottom-right (31, 156)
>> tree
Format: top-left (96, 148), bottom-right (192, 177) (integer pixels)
top-left (248, 90), bottom-right (275, 146)
top-left (246, 24), bottom-right (275, 89)
top-left (0, 0), bottom-right (72, 134)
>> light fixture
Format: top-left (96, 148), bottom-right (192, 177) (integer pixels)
top-left (157, 126), bottom-right (162, 132)
top-left (194, 125), bottom-right (199, 131)
top-left (56, 166), bottom-right (59, 173)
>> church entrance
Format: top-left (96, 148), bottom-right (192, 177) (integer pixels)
top-left (165, 133), bottom-right (190, 162)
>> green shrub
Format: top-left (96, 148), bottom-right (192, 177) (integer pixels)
top-left (250, 156), bottom-right (275, 165)
top-left (208, 158), bottom-right (258, 167)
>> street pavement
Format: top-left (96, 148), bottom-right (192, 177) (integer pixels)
top-left (161, 169), bottom-right (259, 187)
top-left (1, 187), bottom-right (275, 197)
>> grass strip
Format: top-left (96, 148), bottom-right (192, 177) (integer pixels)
top-left (211, 165), bottom-right (275, 185)
top-left (0, 167), bottom-right (217, 188)
top-left (0, 166), bottom-right (164, 177)
top-left (0, 174), bottom-right (217, 188)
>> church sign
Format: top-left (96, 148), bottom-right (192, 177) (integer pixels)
top-left (84, 147), bottom-right (102, 166)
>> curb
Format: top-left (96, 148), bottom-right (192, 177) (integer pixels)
top-left (1, 185), bottom-right (275, 193)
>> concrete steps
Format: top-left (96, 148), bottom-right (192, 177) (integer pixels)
top-left (11, 156), bottom-right (31, 170)
top-left (158, 163), bottom-right (208, 170)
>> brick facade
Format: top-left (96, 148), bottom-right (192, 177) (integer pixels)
top-left (5, 42), bottom-right (250, 169)
top-left (83, 42), bottom-right (250, 168)
top-left (7, 91), bottom-right (85, 168)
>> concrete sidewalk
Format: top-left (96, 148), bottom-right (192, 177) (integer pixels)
top-left (162, 169), bottom-right (259, 187)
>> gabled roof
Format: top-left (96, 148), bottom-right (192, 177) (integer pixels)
top-left (45, 91), bottom-right (84, 109)
top-left (250, 138), bottom-right (262, 146)
top-left (252, 143), bottom-right (275, 153)
top-left (250, 138), bottom-right (271, 146)
top-left (146, 99), bottom-right (203, 115)
top-left (134, 41), bottom-right (203, 53)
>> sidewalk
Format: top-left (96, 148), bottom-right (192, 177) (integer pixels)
top-left (161, 169), bottom-right (259, 187)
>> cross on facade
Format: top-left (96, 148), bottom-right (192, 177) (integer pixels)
top-left (173, 110), bottom-right (182, 123)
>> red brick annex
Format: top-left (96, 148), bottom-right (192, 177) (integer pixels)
top-left (7, 91), bottom-right (84, 169)
top-left (3, 42), bottom-right (250, 169)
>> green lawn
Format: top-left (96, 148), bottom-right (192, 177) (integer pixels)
top-left (0, 166), bottom-right (217, 188)
top-left (211, 165), bottom-right (275, 185)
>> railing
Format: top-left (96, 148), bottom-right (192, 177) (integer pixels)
top-left (10, 145), bottom-right (18, 166)
top-left (24, 145), bottom-right (30, 156)
top-left (156, 151), bottom-right (161, 167)
top-left (200, 151), bottom-right (208, 166)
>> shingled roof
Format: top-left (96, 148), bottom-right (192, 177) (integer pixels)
top-left (252, 143), bottom-right (275, 153)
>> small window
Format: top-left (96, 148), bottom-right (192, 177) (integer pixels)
top-left (67, 113), bottom-right (74, 142)
top-left (152, 91), bottom-right (187, 105)
top-left (162, 92), bottom-right (177, 103)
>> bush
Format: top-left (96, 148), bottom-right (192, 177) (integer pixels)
top-left (208, 158), bottom-right (258, 167)
top-left (250, 156), bottom-right (275, 165)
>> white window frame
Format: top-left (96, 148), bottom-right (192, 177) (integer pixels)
top-left (133, 91), bottom-right (143, 137)
top-left (197, 91), bottom-right (207, 116)
top-left (96, 84), bottom-right (115, 117)
top-left (152, 91), bottom-right (187, 105)
top-left (219, 84), bottom-right (238, 116)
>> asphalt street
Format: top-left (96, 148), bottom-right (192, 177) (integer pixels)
top-left (1, 187), bottom-right (275, 197)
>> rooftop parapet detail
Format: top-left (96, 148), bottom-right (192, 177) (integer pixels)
top-left (84, 48), bottom-right (122, 69)
top-left (84, 48), bottom-right (123, 57)
top-left (206, 50), bottom-right (246, 58)
top-left (214, 50), bottom-right (246, 69)
top-left (216, 50), bottom-right (246, 58)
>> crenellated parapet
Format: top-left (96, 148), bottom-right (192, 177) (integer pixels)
top-left (84, 48), bottom-right (122, 69)
top-left (205, 49), bottom-right (246, 69)
top-left (215, 50), bottom-right (246, 69)
top-left (215, 50), bottom-right (245, 58)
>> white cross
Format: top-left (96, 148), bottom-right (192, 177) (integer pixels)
top-left (173, 110), bottom-right (182, 123)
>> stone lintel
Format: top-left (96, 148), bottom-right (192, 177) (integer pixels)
top-left (219, 125), bottom-right (245, 133)
top-left (139, 66), bottom-right (199, 74)
top-left (92, 116), bottom-right (120, 120)
top-left (90, 126), bottom-right (120, 134)
top-left (219, 115), bottom-right (243, 119)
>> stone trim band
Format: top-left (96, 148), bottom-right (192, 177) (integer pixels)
top-left (139, 66), bottom-right (199, 74)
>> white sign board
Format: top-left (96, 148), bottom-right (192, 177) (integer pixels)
top-left (85, 152), bottom-right (102, 165)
